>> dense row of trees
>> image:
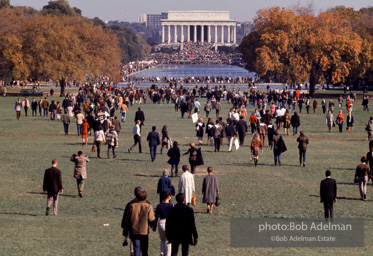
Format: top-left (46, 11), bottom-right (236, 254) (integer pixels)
top-left (0, 0), bottom-right (151, 95)
top-left (239, 6), bottom-right (373, 96)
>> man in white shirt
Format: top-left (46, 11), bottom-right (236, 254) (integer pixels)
top-left (22, 97), bottom-right (30, 116)
top-left (194, 99), bottom-right (201, 113)
top-left (128, 120), bottom-right (142, 153)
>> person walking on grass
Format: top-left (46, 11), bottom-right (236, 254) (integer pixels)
top-left (355, 156), bottom-right (370, 201)
top-left (366, 117), bottom-right (373, 141)
top-left (272, 130), bottom-right (287, 166)
top-left (82, 119), bottom-right (89, 146)
top-left (336, 110), bottom-right (344, 133)
top-left (154, 191), bottom-right (174, 256)
top-left (43, 159), bottom-right (63, 216)
top-left (70, 151), bottom-right (89, 198)
top-left (14, 98), bottom-right (22, 120)
top-left (166, 193), bottom-right (198, 256)
top-left (62, 110), bottom-right (70, 135)
top-left (320, 170), bottom-right (337, 219)
top-left (147, 126), bottom-right (161, 162)
top-left (178, 165), bottom-right (195, 206)
top-left (346, 111), bottom-right (354, 133)
top-left (195, 118), bottom-right (205, 146)
top-left (250, 133), bottom-right (263, 167)
top-left (157, 170), bottom-right (174, 204)
top-left (313, 99), bottom-right (318, 114)
top-left (202, 167), bottom-right (219, 214)
top-left (105, 124), bottom-right (118, 159)
top-left (297, 131), bottom-right (309, 167)
top-left (122, 190), bottom-right (155, 256)
top-left (325, 110), bottom-right (334, 133)
top-left (94, 125), bottom-right (105, 159)
top-left (129, 120), bottom-right (142, 153)
top-left (160, 125), bottom-right (170, 154)
top-left (167, 141), bottom-right (180, 177)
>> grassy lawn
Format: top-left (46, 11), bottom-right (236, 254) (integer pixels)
top-left (1, 91), bottom-right (373, 256)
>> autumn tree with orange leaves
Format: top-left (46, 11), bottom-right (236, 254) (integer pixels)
top-left (0, 8), bottom-right (121, 96)
top-left (240, 7), bottom-right (372, 96)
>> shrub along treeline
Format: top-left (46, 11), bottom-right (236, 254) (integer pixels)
top-left (0, 0), bottom-right (151, 95)
top-left (239, 6), bottom-right (373, 96)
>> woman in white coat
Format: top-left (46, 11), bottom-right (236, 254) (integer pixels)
top-left (178, 165), bottom-right (195, 206)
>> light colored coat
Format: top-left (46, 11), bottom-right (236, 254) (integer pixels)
top-left (70, 154), bottom-right (89, 179)
top-left (178, 171), bottom-right (195, 204)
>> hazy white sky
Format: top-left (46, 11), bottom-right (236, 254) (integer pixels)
top-left (10, 0), bottom-right (373, 22)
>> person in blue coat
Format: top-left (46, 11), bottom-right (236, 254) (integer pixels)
top-left (157, 170), bottom-right (173, 203)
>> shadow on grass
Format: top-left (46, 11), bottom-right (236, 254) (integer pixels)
top-left (328, 168), bottom-right (356, 171)
top-left (0, 212), bottom-right (38, 217)
top-left (119, 158), bottom-right (149, 162)
top-left (309, 194), bottom-right (364, 201)
top-left (337, 182), bottom-right (358, 186)
top-left (133, 174), bottom-right (160, 178)
top-left (27, 192), bottom-right (78, 198)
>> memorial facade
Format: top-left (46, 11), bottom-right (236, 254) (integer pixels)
top-left (161, 11), bottom-right (237, 44)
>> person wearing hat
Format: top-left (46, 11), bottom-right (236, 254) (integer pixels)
top-left (355, 156), bottom-right (371, 200)
top-left (157, 170), bottom-right (174, 204)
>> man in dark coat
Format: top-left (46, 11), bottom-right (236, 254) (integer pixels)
top-left (187, 99), bottom-right (193, 118)
top-left (236, 116), bottom-right (248, 145)
top-left (320, 170), bottom-right (337, 219)
top-left (225, 119), bottom-right (237, 152)
top-left (43, 159), bottom-right (63, 216)
top-left (180, 100), bottom-right (187, 118)
top-left (166, 193), bottom-right (198, 256)
top-left (147, 126), bottom-right (160, 162)
top-left (134, 107), bottom-right (145, 130)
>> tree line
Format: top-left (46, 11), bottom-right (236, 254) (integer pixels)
top-left (0, 0), bottom-right (150, 95)
top-left (239, 6), bottom-right (373, 96)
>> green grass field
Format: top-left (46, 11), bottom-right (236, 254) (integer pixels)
top-left (1, 90), bottom-right (373, 256)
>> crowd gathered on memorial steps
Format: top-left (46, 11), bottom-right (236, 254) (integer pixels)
top-left (7, 78), bottom-right (373, 255)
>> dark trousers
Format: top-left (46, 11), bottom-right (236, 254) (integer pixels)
top-left (323, 198), bottom-right (334, 218)
top-left (150, 145), bottom-right (157, 161)
top-left (250, 124), bottom-right (256, 134)
top-left (63, 123), bottom-right (69, 135)
top-left (39, 108), bottom-right (43, 116)
top-left (108, 145), bottom-right (116, 158)
top-left (32, 108), bottom-right (37, 116)
top-left (322, 106), bottom-right (326, 114)
top-left (239, 132), bottom-right (245, 145)
top-left (24, 107), bottom-right (28, 116)
top-left (130, 135), bottom-right (142, 153)
top-left (214, 138), bottom-right (221, 152)
top-left (43, 108), bottom-right (48, 116)
top-left (132, 235), bottom-right (149, 256)
top-left (299, 149), bottom-right (306, 164)
top-left (171, 242), bottom-right (189, 256)
top-left (338, 122), bottom-right (343, 132)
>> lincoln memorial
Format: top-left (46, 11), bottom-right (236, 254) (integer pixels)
top-left (161, 11), bottom-right (237, 44)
